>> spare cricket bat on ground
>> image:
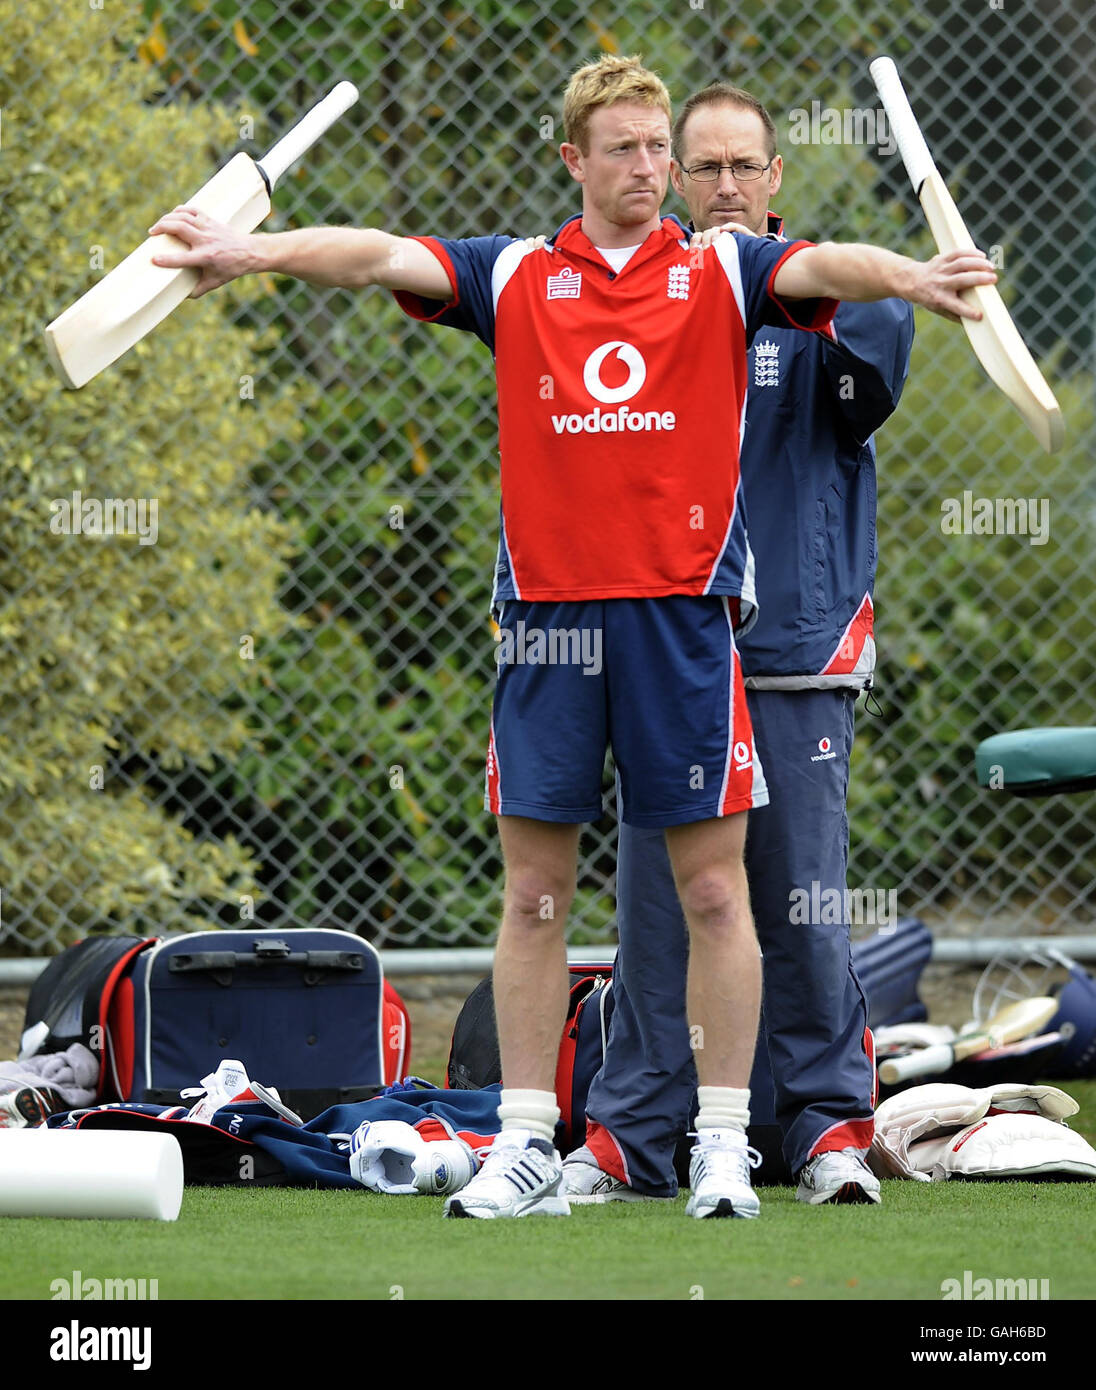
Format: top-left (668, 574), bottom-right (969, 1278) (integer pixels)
top-left (870, 56), bottom-right (1063, 453)
top-left (45, 81), bottom-right (359, 389)
top-left (878, 995), bottom-right (1059, 1084)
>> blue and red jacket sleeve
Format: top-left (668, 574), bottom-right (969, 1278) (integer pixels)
top-left (818, 298), bottom-right (915, 444)
top-left (736, 234), bottom-right (839, 341)
top-left (392, 233), bottom-right (518, 354)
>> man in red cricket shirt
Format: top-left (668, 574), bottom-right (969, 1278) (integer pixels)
top-left (149, 54), bottom-right (994, 1220)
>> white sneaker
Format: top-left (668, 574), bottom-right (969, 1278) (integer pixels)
top-left (685, 1129), bottom-right (761, 1219)
top-left (796, 1148), bottom-right (881, 1205)
top-left (417, 1140), bottom-right (479, 1196)
top-left (350, 1119), bottom-right (480, 1195)
top-left (444, 1129), bottom-right (570, 1219)
top-left (560, 1147), bottom-right (672, 1204)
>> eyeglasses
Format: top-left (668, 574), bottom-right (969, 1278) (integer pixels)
top-left (683, 160), bottom-right (773, 182)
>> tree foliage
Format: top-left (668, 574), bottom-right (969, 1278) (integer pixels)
top-left (0, 1), bottom-right (304, 946)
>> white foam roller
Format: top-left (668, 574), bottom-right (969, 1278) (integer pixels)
top-left (0, 1129), bottom-right (183, 1220)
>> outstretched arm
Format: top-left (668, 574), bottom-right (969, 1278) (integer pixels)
top-left (147, 208), bottom-right (452, 300)
top-left (773, 242), bottom-right (996, 323)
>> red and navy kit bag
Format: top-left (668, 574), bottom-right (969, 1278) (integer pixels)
top-left (554, 967), bottom-right (614, 1153)
top-left (126, 929), bottom-right (403, 1117)
top-left (447, 963), bottom-right (613, 1153)
top-left (24, 930), bottom-right (411, 1115)
top-left (20, 934), bottom-right (157, 1101)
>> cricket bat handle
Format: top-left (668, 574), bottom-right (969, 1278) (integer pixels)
top-left (258, 81), bottom-right (360, 190)
top-left (878, 1042), bottom-right (958, 1085)
top-left (870, 57), bottom-right (935, 193)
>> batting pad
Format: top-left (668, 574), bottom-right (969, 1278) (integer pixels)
top-left (871, 1082), bottom-right (1080, 1180)
top-left (912, 1113), bottom-right (1096, 1181)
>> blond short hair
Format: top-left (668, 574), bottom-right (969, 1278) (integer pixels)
top-left (562, 54), bottom-right (671, 154)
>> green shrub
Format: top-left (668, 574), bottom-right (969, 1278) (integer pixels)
top-left (0, 1), bottom-right (304, 948)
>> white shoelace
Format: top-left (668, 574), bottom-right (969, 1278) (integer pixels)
top-left (690, 1134), bottom-right (762, 1183)
top-left (470, 1141), bottom-right (555, 1194)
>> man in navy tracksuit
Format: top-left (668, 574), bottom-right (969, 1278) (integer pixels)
top-left (562, 83), bottom-right (915, 1205)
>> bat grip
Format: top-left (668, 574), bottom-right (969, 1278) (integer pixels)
top-left (870, 56), bottom-right (937, 193)
top-left (878, 1042), bottom-right (955, 1085)
top-left (257, 81), bottom-right (360, 190)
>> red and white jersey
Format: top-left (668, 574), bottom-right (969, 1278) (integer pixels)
top-left (395, 214), bottom-right (836, 615)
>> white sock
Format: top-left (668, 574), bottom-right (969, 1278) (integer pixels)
top-left (695, 1086), bottom-right (750, 1137)
top-left (497, 1088), bottom-right (559, 1144)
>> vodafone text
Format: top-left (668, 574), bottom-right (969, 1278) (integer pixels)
top-left (551, 406), bottom-right (676, 435)
top-left (558, 341), bottom-right (675, 434)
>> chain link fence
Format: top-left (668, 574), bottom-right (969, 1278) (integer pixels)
top-left (1, 0), bottom-right (1093, 956)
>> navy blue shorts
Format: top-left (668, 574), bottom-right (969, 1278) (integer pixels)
top-left (485, 597), bottom-right (767, 827)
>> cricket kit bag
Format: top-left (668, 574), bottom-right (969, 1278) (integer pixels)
top-left (20, 935), bottom-right (158, 1101)
top-left (21, 929), bottom-right (410, 1117)
top-left (448, 964), bottom-right (614, 1153)
top-left (446, 963), bottom-right (790, 1179)
top-left (853, 918), bottom-right (933, 1027)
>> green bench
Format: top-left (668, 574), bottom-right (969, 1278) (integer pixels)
top-left (975, 728), bottom-right (1096, 797)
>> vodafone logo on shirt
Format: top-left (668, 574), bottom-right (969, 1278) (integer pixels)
top-left (583, 341), bottom-right (646, 403)
top-left (551, 340), bottom-right (677, 435)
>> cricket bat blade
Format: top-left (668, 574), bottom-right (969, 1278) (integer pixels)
top-left (870, 56), bottom-right (1063, 454)
top-left (45, 155), bottom-right (268, 389)
top-left (917, 173), bottom-right (1064, 454)
top-left (45, 81), bottom-right (359, 389)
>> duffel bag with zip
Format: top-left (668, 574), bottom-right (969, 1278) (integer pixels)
top-left (22, 928), bottom-right (411, 1118)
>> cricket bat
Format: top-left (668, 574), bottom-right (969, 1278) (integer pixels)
top-left (45, 81), bottom-right (360, 389)
top-left (870, 56), bottom-right (1063, 453)
top-left (964, 1030), bottom-right (1062, 1062)
top-left (878, 995), bottom-right (1059, 1084)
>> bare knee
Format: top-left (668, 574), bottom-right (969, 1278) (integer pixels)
top-left (498, 817), bottom-right (579, 930)
top-left (678, 867), bottom-right (751, 943)
top-left (504, 870), bottom-right (576, 927)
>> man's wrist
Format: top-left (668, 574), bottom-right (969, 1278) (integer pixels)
top-left (245, 232), bottom-right (275, 276)
top-left (891, 254), bottom-right (921, 305)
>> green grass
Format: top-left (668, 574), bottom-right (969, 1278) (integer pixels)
top-left (2, 1070), bottom-right (1093, 1302)
top-left (3, 1181), bottom-right (1094, 1302)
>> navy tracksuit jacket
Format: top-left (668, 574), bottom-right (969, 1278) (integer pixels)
top-left (583, 214), bottom-right (915, 1190)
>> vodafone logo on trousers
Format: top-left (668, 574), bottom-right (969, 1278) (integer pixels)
top-left (551, 340), bottom-right (677, 435)
top-left (811, 735), bottom-right (837, 763)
